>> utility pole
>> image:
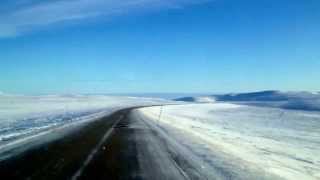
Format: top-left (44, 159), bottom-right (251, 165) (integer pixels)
top-left (158, 105), bottom-right (163, 125)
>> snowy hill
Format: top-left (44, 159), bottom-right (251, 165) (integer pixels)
top-left (175, 91), bottom-right (320, 111)
top-left (214, 90), bottom-right (318, 101)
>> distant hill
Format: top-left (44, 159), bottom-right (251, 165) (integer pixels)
top-left (174, 96), bottom-right (216, 103)
top-left (174, 90), bottom-right (320, 111)
top-left (214, 90), bottom-right (289, 101)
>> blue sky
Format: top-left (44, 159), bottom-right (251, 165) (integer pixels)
top-left (0, 0), bottom-right (319, 94)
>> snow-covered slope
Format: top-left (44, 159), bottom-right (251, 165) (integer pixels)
top-left (0, 94), bottom-right (168, 148)
top-left (139, 104), bottom-right (320, 179)
top-left (213, 90), bottom-right (318, 101)
top-left (175, 91), bottom-right (320, 111)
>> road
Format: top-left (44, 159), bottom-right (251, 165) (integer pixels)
top-left (0, 107), bottom-right (209, 180)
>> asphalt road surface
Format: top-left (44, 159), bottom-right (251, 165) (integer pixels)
top-left (0, 107), bottom-right (212, 180)
top-left (0, 106), bottom-right (284, 180)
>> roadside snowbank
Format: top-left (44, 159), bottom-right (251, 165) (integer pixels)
top-left (139, 103), bottom-right (320, 180)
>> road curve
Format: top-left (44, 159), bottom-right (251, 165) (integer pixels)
top-left (0, 107), bottom-right (207, 180)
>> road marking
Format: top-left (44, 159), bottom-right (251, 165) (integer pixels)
top-left (71, 114), bottom-right (124, 180)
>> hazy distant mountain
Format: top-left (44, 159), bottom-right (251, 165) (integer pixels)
top-left (174, 90), bottom-right (320, 111)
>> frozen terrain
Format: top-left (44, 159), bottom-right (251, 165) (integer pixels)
top-left (0, 94), bottom-right (168, 149)
top-left (139, 103), bottom-right (320, 179)
top-left (175, 91), bottom-right (320, 111)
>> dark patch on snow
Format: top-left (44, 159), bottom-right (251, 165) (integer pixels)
top-left (174, 97), bottom-right (198, 102)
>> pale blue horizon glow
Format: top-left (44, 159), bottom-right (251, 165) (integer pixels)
top-left (0, 0), bottom-right (319, 94)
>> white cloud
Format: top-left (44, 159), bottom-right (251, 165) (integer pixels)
top-left (0, 0), bottom-right (210, 38)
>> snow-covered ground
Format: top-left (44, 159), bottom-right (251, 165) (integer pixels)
top-left (0, 94), bottom-right (168, 149)
top-left (139, 103), bottom-right (320, 180)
